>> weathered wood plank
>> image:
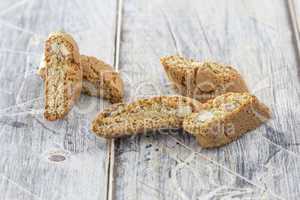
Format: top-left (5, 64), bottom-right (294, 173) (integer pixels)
top-left (0, 0), bottom-right (25, 16)
top-left (0, 0), bottom-right (117, 199)
top-left (288, 0), bottom-right (300, 58)
top-left (114, 0), bottom-right (300, 199)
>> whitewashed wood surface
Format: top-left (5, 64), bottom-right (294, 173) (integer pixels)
top-left (0, 0), bottom-right (300, 200)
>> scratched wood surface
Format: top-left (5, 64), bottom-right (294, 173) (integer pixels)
top-left (114, 0), bottom-right (300, 199)
top-left (0, 0), bottom-right (117, 199)
top-left (1, 0), bottom-right (300, 200)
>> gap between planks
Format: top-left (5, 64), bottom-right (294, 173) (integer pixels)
top-left (106, 0), bottom-right (124, 200)
top-left (287, 0), bottom-right (300, 72)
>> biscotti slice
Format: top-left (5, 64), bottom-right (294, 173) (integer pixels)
top-left (160, 55), bottom-right (248, 102)
top-left (38, 55), bottom-right (124, 103)
top-left (183, 92), bottom-right (271, 148)
top-left (44, 32), bottom-right (82, 121)
top-left (80, 55), bottom-right (123, 103)
top-left (91, 96), bottom-right (203, 138)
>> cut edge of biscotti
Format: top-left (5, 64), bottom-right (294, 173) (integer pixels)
top-left (91, 95), bottom-right (203, 138)
top-left (80, 55), bottom-right (124, 103)
top-left (160, 55), bottom-right (249, 102)
top-left (38, 54), bottom-right (124, 103)
top-left (183, 92), bottom-right (271, 148)
top-left (44, 32), bottom-right (82, 121)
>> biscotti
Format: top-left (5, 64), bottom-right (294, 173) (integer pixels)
top-left (80, 55), bottom-right (123, 103)
top-left (91, 96), bottom-right (203, 138)
top-left (160, 55), bottom-right (248, 102)
top-left (183, 92), bottom-right (271, 148)
top-left (44, 32), bottom-right (82, 121)
top-left (38, 55), bottom-right (124, 103)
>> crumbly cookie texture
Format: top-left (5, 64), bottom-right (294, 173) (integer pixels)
top-left (183, 92), bottom-right (271, 148)
top-left (91, 96), bottom-right (203, 138)
top-left (44, 32), bottom-right (82, 121)
top-left (80, 55), bottom-right (124, 103)
top-left (38, 55), bottom-right (124, 103)
top-left (160, 55), bottom-right (249, 103)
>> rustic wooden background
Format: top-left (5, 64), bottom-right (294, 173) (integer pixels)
top-left (0, 0), bottom-right (299, 199)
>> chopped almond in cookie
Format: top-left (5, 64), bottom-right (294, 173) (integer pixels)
top-left (196, 110), bottom-right (214, 123)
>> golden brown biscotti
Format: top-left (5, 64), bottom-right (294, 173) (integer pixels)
top-left (38, 55), bottom-right (124, 103)
top-left (160, 55), bottom-right (249, 103)
top-left (183, 92), bottom-right (271, 148)
top-left (91, 96), bottom-right (203, 138)
top-left (44, 32), bottom-right (82, 121)
top-left (80, 55), bottom-right (124, 103)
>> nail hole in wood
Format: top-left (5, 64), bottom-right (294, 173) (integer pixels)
top-left (48, 154), bottom-right (66, 162)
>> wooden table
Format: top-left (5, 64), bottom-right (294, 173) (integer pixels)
top-left (0, 0), bottom-right (300, 199)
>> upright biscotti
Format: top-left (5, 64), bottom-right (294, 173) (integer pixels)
top-left (91, 96), bottom-right (203, 138)
top-left (44, 32), bottom-right (82, 121)
top-left (38, 55), bottom-right (124, 103)
top-left (160, 55), bottom-right (248, 102)
top-left (183, 93), bottom-right (271, 148)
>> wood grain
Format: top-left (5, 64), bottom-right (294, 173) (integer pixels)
top-left (114, 0), bottom-right (300, 199)
top-left (0, 0), bottom-right (117, 199)
top-left (288, 0), bottom-right (300, 64)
